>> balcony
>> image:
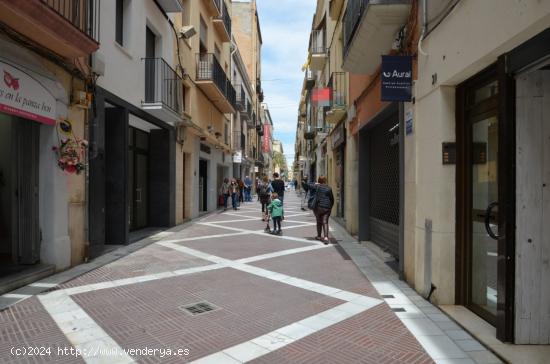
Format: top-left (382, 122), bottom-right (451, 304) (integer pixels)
top-left (242, 100), bottom-right (253, 126)
top-left (0, 0), bottom-right (100, 59)
top-left (325, 72), bottom-right (347, 123)
top-left (309, 29), bottom-right (327, 71)
top-left (156, 0), bottom-right (183, 13)
top-left (343, 0), bottom-right (411, 74)
top-left (304, 127), bottom-right (316, 140)
top-left (232, 130), bottom-right (244, 150)
top-left (142, 58), bottom-right (183, 125)
top-left (235, 84), bottom-right (247, 112)
top-left (204, 0), bottom-right (222, 17)
top-left (329, 0), bottom-right (345, 20)
top-left (195, 53), bottom-right (236, 114)
top-left (213, 0), bottom-right (231, 43)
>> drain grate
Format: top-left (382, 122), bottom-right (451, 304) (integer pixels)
top-left (381, 294), bottom-right (395, 298)
top-left (391, 307), bottom-right (406, 312)
top-left (180, 302), bottom-right (219, 316)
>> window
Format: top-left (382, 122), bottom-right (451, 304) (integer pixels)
top-left (199, 17), bottom-right (208, 54)
top-left (224, 123), bottom-right (229, 145)
top-left (116, 0), bottom-right (124, 45)
top-left (214, 44), bottom-right (221, 61)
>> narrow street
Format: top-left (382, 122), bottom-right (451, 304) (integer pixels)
top-left (0, 193), bottom-right (501, 364)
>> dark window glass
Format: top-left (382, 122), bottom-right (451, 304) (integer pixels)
top-left (135, 129), bottom-right (149, 151)
top-left (116, 0), bottom-right (123, 45)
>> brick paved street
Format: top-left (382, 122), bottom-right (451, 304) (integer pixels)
top-left (0, 193), bottom-right (499, 363)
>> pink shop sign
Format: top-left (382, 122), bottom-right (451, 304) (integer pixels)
top-left (0, 61), bottom-right (56, 125)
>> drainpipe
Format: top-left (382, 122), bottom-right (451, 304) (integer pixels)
top-left (418, 0), bottom-right (428, 56)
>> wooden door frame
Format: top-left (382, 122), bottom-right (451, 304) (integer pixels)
top-left (456, 59), bottom-right (515, 341)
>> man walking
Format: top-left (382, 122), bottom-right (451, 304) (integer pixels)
top-left (271, 172), bottom-right (285, 204)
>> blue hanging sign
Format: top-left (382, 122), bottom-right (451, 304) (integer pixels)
top-left (381, 55), bottom-right (412, 102)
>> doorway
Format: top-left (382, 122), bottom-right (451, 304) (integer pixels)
top-left (0, 113), bottom-right (40, 275)
top-left (199, 159), bottom-right (208, 212)
top-left (182, 153), bottom-right (186, 220)
top-left (128, 126), bottom-right (150, 231)
top-left (336, 146), bottom-right (345, 218)
top-left (456, 67), bottom-right (500, 326)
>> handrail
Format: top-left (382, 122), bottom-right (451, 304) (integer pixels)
top-left (41, 0), bottom-right (100, 41)
top-left (142, 57), bottom-right (183, 114)
top-left (343, 0), bottom-right (369, 56)
top-left (195, 53), bottom-right (237, 109)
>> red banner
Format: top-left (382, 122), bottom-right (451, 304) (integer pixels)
top-left (262, 124), bottom-right (271, 153)
top-left (312, 87), bottom-right (330, 107)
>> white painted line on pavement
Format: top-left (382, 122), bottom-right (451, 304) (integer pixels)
top-left (44, 262), bottom-right (227, 297)
top-left (235, 244), bottom-right (330, 264)
top-left (39, 293), bottom-right (135, 364)
top-left (161, 231), bottom-right (249, 243)
top-left (197, 222), bottom-right (324, 246)
top-left (192, 301), bottom-right (379, 364)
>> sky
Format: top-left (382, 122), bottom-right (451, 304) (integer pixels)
top-left (255, 0), bottom-right (317, 169)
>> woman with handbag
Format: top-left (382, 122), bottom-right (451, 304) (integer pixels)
top-left (302, 176), bottom-right (334, 244)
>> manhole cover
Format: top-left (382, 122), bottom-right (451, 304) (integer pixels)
top-left (381, 294), bottom-right (395, 298)
top-left (180, 302), bottom-right (219, 316)
top-left (391, 307), bottom-right (406, 312)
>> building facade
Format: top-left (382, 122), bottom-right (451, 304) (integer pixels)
top-left (410, 0), bottom-right (550, 346)
top-left (295, 0), bottom-right (550, 355)
top-left (88, 0), bottom-right (180, 256)
top-left (232, 0), bottom-right (264, 181)
top-left (0, 0), bottom-right (100, 285)
top-left (0, 0), bottom-right (266, 293)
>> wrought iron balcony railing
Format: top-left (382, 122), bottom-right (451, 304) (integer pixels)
top-left (328, 72), bottom-right (347, 108)
top-left (143, 57), bottom-right (183, 114)
top-left (235, 83), bottom-right (246, 112)
top-left (41, 0), bottom-right (100, 41)
top-left (343, 0), bottom-right (368, 56)
top-left (209, 0), bottom-right (222, 13)
top-left (213, 0), bottom-right (231, 40)
top-left (310, 29), bottom-right (326, 55)
top-left (196, 53), bottom-right (237, 109)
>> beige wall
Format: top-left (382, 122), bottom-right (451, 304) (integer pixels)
top-left (38, 61), bottom-right (87, 267)
top-left (411, 0), bottom-right (550, 303)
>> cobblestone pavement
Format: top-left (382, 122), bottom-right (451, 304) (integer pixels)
top-left (0, 193), bottom-right (500, 363)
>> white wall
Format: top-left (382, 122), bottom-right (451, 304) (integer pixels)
top-left (96, 0), bottom-right (177, 107)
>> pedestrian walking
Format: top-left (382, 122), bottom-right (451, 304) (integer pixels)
top-left (220, 178), bottom-right (230, 211)
top-left (271, 172), bottom-right (285, 204)
top-left (302, 176), bottom-right (334, 244)
top-left (237, 178), bottom-right (245, 204)
top-left (258, 176), bottom-right (272, 221)
top-left (230, 179), bottom-right (239, 210)
top-left (267, 192), bottom-right (284, 235)
top-left (244, 175), bottom-right (253, 202)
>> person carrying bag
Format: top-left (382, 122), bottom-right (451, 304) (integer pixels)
top-left (302, 176), bottom-right (334, 244)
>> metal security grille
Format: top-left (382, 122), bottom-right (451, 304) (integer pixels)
top-left (369, 114), bottom-right (400, 258)
top-left (180, 302), bottom-right (219, 316)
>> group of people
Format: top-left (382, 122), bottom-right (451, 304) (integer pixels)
top-left (220, 172), bottom-right (334, 244)
top-left (219, 176), bottom-right (253, 211)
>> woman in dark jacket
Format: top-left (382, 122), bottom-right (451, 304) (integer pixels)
top-left (302, 176), bottom-right (334, 244)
